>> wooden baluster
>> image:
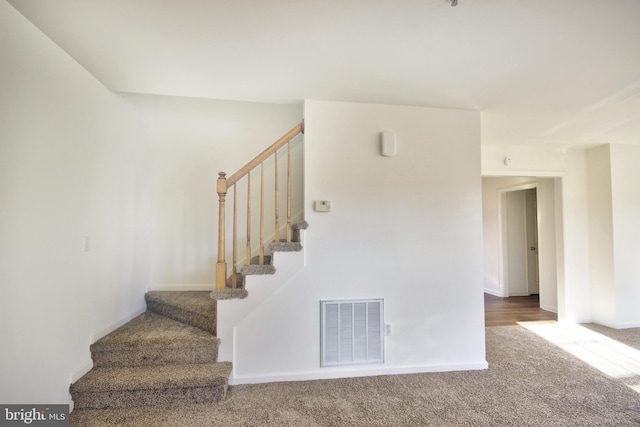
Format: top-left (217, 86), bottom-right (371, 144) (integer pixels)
top-left (232, 184), bottom-right (237, 288)
top-left (274, 151), bottom-right (280, 244)
top-left (216, 172), bottom-right (227, 290)
top-left (259, 162), bottom-right (265, 265)
top-left (215, 121), bottom-right (303, 275)
top-left (286, 141), bottom-right (292, 243)
top-left (246, 172), bottom-right (251, 267)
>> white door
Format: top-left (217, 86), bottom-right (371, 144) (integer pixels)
top-left (505, 188), bottom-right (540, 297)
top-left (525, 189), bottom-right (540, 294)
top-left (506, 190), bottom-right (528, 296)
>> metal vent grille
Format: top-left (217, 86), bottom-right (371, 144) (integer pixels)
top-left (321, 299), bottom-right (384, 367)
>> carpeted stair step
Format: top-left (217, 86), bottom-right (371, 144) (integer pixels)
top-left (269, 240), bottom-right (303, 252)
top-left (269, 221), bottom-right (308, 252)
top-left (211, 221), bottom-right (309, 300)
top-left (238, 221), bottom-right (309, 277)
top-left (241, 255), bottom-right (276, 275)
top-left (91, 312), bottom-right (219, 368)
top-left (291, 220), bottom-right (308, 242)
top-left (70, 362), bottom-right (232, 409)
top-left (211, 272), bottom-right (249, 300)
top-left (145, 291), bottom-right (215, 334)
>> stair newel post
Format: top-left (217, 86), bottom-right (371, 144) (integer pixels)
top-left (232, 184), bottom-right (237, 288)
top-left (216, 172), bottom-right (228, 290)
top-left (259, 161), bottom-right (265, 265)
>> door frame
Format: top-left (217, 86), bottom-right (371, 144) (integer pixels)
top-left (497, 182), bottom-right (539, 299)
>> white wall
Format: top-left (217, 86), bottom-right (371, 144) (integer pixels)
top-left (481, 144), bottom-right (566, 176)
top-left (125, 95), bottom-right (302, 290)
top-left (611, 145), bottom-right (640, 328)
top-left (588, 144), bottom-right (640, 328)
top-left (557, 150), bottom-right (591, 322)
top-left (586, 145), bottom-right (616, 327)
top-left (0, 1), bottom-right (150, 405)
top-left (587, 144), bottom-right (640, 328)
top-left (610, 145), bottom-right (640, 327)
top-left (219, 100), bottom-right (487, 383)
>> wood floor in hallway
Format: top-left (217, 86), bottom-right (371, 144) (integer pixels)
top-left (484, 293), bottom-right (557, 327)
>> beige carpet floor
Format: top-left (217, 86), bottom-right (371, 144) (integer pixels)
top-left (71, 325), bottom-right (640, 426)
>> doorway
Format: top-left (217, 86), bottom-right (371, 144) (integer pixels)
top-left (482, 177), bottom-right (559, 315)
top-left (482, 176), bottom-right (564, 326)
top-left (505, 188), bottom-right (539, 297)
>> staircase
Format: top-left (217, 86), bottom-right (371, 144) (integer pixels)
top-left (70, 222), bottom-right (308, 414)
top-left (69, 122), bottom-right (307, 414)
top-left (69, 292), bottom-right (231, 411)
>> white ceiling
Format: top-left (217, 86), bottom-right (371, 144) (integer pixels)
top-left (8, 0), bottom-right (640, 147)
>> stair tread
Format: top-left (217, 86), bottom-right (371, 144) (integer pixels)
top-left (145, 291), bottom-right (216, 334)
top-left (269, 241), bottom-right (303, 252)
top-left (145, 291), bottom-right (215, 317)
top-left (71, 362), bottom-right (232, 393)
top-left (210, 288), bottom-right (248, 300)
top-left (241, 264), bottom-right (276, 275)
top-left (91, 313), bottom-right (218, 351)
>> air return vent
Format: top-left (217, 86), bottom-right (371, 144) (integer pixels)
top-left (321, 299), bottom-right (384, 367)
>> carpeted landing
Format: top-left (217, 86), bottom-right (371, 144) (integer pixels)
top-left (70, 324), bottom-right (640, 426)
top-left (70, 291), bottom-right (230, 411)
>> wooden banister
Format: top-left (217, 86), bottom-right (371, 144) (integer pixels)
top-left (215, 120), bottom-right (304, 290)
top-left (225, 121), bottom-right (304, 188)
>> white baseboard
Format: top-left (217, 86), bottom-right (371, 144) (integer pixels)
top-left (613, 322), bottom-right (640, 329)
top-left (540, 304), bottom-right (558, 313)
top-left (90, 306), bottom-right (146, 344)
top-left (229, 361), bottom-right (489, 385)
top-left (148, 284), bottom-right (214, 291)
top-left (483, 289), bottom-right (503, 297)
top-left (69, 305), bottom-right (146, 412)
top-left (70, 360), bottom-right (93, 384)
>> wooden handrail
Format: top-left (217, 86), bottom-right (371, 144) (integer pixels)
top-left (225, 120), bottom-right (304, 188)
top-left (215, 120), bottom-right (304, 290)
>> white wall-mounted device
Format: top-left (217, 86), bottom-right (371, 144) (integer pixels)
top-left (314, 200), bottom-right (331, 212)
top-left (380, 131), bottom-right (397, 157)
